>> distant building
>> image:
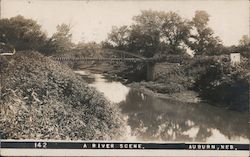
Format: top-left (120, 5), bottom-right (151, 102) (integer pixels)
top-left (230, 53), bottom-right (241, 66)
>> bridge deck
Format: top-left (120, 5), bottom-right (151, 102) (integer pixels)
top-left (52, 57), bottom-right (145, 62)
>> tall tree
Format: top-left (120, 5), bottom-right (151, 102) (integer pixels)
top-left (46, 23), bottom-right (73, 54)
top-left (129, 10), bottom-right (164, 57)
top-left (104, 26), bottom-right (130, 50)
top-left (161, 11), bottom-right (191, 54)
top-left (188, 10), bottom-right (222, 56)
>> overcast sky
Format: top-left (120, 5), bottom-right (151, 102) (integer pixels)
top-left (2, 0), bottom-right (249, 46)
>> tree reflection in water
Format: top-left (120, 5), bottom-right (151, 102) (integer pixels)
top-left (119, 89), bottom-right (249, 142)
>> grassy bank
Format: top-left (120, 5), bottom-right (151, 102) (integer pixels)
top-left (0, 51), bottom-right (126, 140)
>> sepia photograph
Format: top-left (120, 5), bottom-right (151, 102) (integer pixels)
top-left (0, 0), bottom-right (249, 156)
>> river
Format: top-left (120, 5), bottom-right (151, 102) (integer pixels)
top-left (75, 70), bottom-right (249, 143)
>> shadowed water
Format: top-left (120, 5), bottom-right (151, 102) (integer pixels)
top-left (76, 70), bottom-right (250, 143)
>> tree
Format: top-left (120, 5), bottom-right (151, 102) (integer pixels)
top-left (104, 26), bottom-right (130, 50)
top-left (0, 15), bottom-right (47, 51)
top-left (224, 35), bottom-right (250, 58)
top-left (128, 10), bottom-right (164, 57)
top-left (239, 35), bottom-right (250, 46)
top-left (104, 10), bottom-right (191, 58)
top-left (73, 42), bottom-right (101, 57)
top-left (161, 12), bottom-right (191, 53)
top-left (237, 35), bottom-right (250, 58)
top-left (188, 10), bottom-right (222, 56)
top-left (45, 23), bottom-right (73, 55)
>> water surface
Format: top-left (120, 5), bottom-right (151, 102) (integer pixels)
top-left (75, 70), bottom-right (250, 143)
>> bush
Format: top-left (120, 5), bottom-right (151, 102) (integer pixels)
top-left (0, 52), bottom-right (126, 140)
top-left (194, 58), bottom-right (249, 111)
top-left (154, 63), bottom-right (193, 91)
top-left (184, 55), bottom-right (230, 79)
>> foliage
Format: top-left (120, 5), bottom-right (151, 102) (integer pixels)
top-left (0, 15), bottom-right (47, 51)
top-left (160, 12), bottom-right (191, 53)
top-left (239, 35), bottom-right (250, 46)
top-left (0, 16), bottom-right (74, 56)
top-left (0, 52), bottom-right (126, 140)
top-left (231, 35), bottom-right (250, 58)
top-left (187, 10), bottom-right (223, 56)
top-left (41, 23), bottom-right (73, 55)
top-left (153, 63), bottom-right (193, 93)
top-left (104, 10), bottom-right (227, 58)
top-left (184, 55), bottom-right (230, 80)
top-left (73, 42), bottom-right (101, 57)
top-left (194, 59), bottom-right (249, 111)
top-left (104, 26), bottom-right (130, 50)
top-left (104, 10), bottom-right (191, 57)
top-left (128, 10), bottom-right (165, 57)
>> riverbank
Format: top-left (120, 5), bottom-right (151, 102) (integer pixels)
top-left (77, 62), bottom-right (200, 104)
top-left (128, 82), bottom-right (200, 103)
top-left (0, 51), bottom-right (126, 140)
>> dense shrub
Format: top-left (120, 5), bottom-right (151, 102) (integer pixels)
top-left (194, 58), bottom-right (249, 111)
top-left (184, 55), bottom-right (230, 79)
top-left (153, 62), bottom-right (193, 94)
top-left (0, 52), bottom-right (126, 140)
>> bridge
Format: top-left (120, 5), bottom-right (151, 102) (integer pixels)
top-left (52, 57), bottom-right (145, 62)
top-left (51, 49), bottom-right (157, 81)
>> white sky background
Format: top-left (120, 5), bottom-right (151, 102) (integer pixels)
top-left (1, 0), bottom-right (249, 46)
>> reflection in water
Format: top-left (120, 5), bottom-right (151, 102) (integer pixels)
top-left (75, 71), bottom-right (249, 143)
top-left (75, 71), bottom-right (130, 103)
top-left (119, 89), bottom-right (249, 142)
top-left (90, 74), bottom-right (130, 103)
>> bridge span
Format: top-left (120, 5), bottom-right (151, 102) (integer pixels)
top-left (52, 57), bottom-right (145, 62)
top-left (52, 56), bottom-right (156, 81)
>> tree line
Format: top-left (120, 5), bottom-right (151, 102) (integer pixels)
top-left (0, 15), bottom-right (98, 57)
top-left (103, 10), bottom-right (249, 58)
top-left (0, 11), bottom-right (249, 58)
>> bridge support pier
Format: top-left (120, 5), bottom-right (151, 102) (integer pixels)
top-left (146, 62), bottom-right (155, 81)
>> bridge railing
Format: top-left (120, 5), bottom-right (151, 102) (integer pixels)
top-left (51, 57), bottom-right (146, 63)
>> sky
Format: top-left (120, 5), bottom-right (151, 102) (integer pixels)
top-left (1, 0), bottom-right (249, 46)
